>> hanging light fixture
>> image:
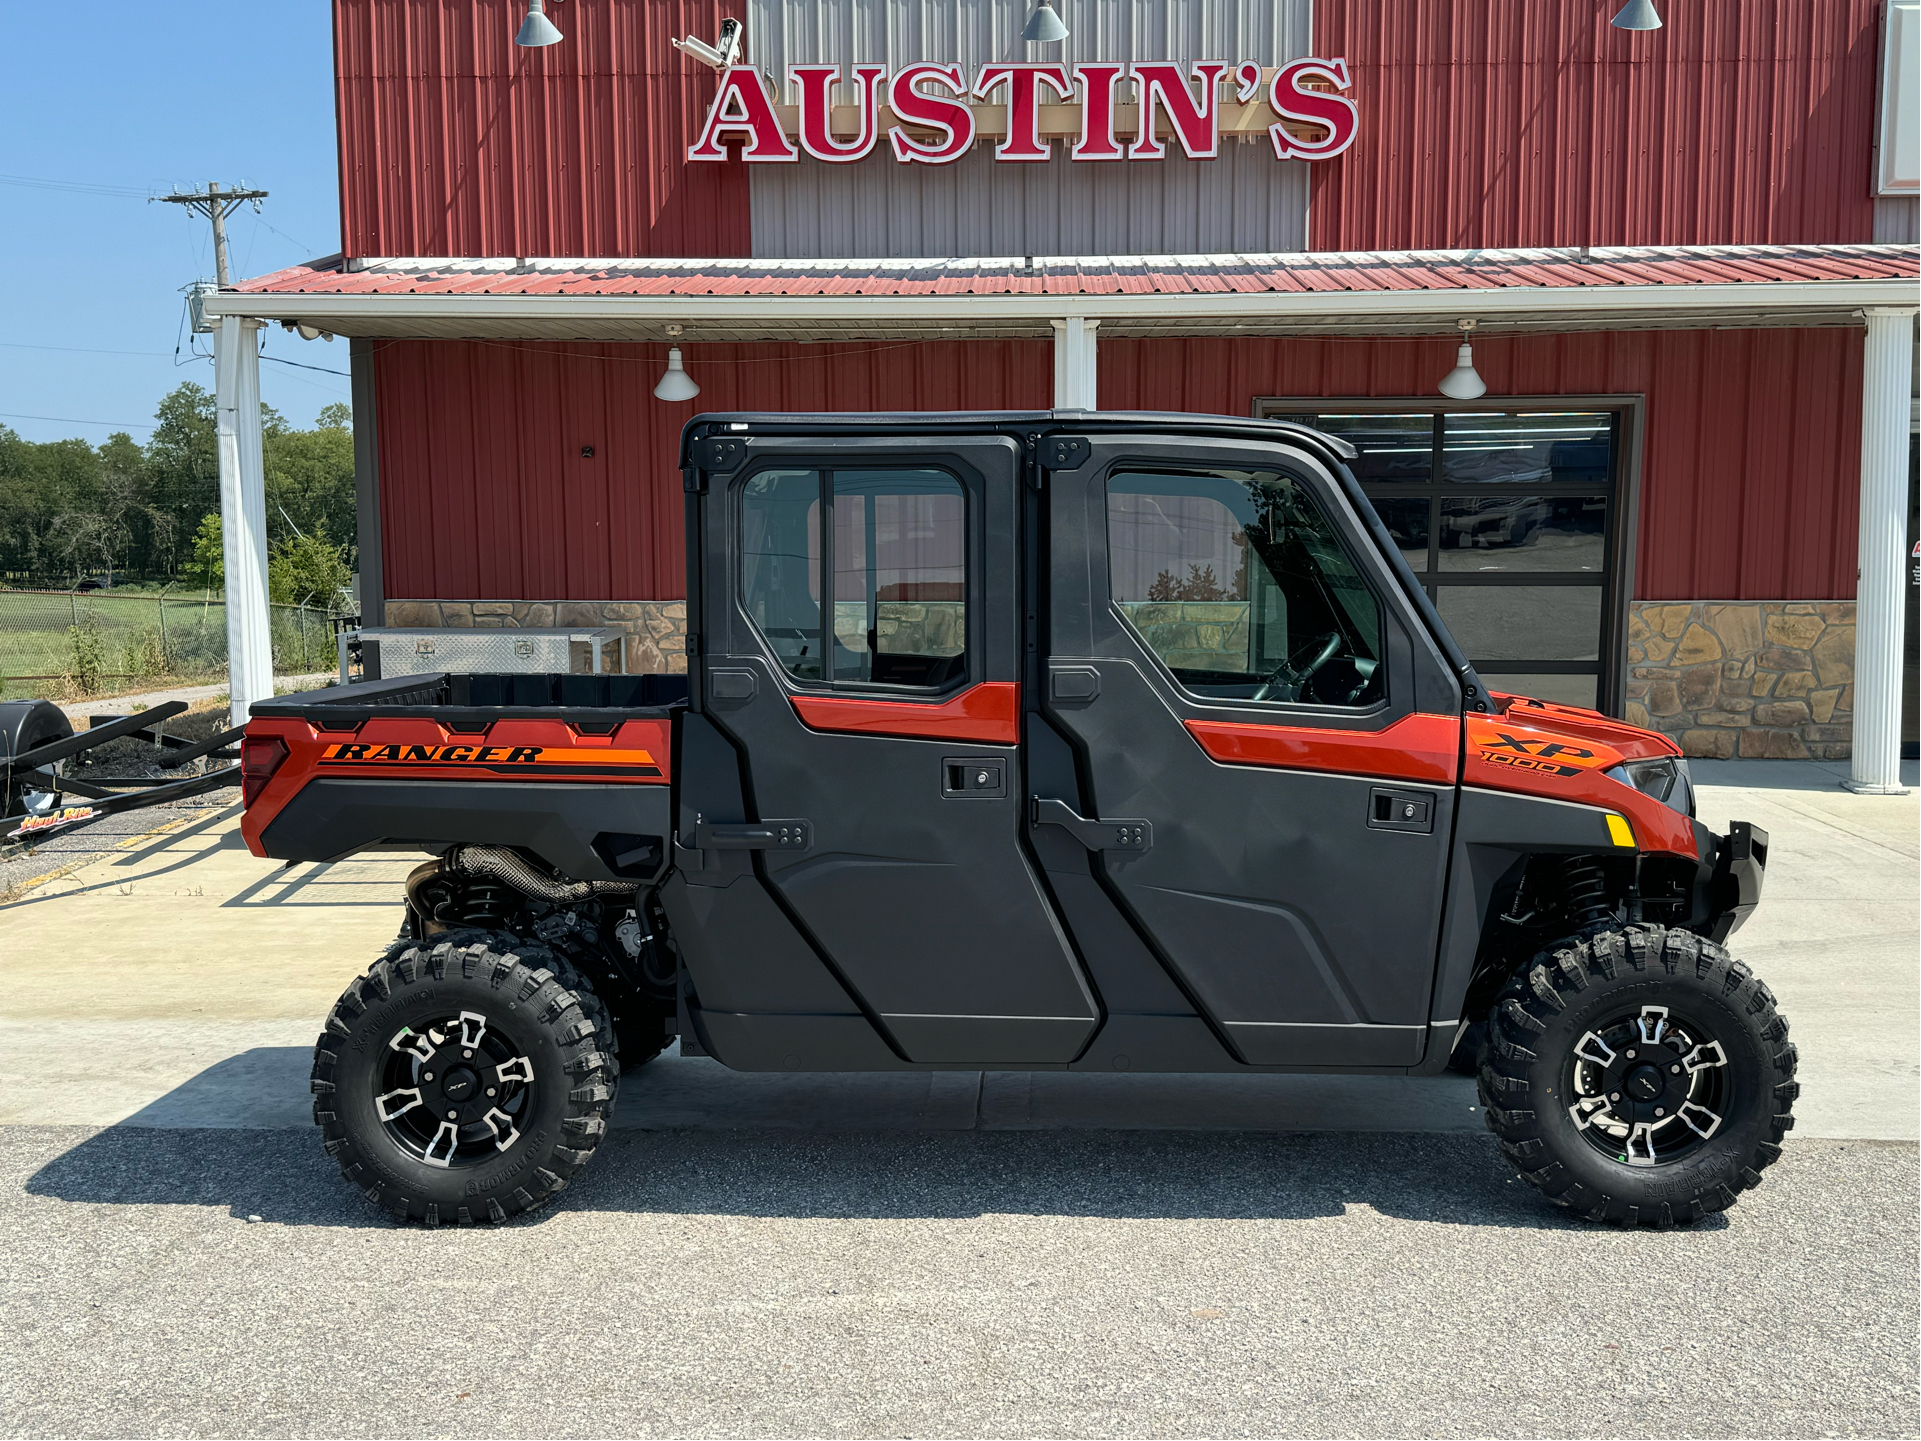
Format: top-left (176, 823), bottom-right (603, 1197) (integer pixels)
top-left (1437, 320), bottom-right (1488, 400)
top-left (1609, 0), bottom-right (1662, 30)
top-left (1023, 1), bottom-right (1069, 43)
top-left (654, 346), bottom-right (700, 402)
top-left (515, 0), bottom-right (563, 47)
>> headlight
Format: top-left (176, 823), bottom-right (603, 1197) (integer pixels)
top-left (1606, 756), bottom-right (1693, 819)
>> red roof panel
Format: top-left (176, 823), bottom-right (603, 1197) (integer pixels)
top-left (234, 244), bottom-right (1918, 303)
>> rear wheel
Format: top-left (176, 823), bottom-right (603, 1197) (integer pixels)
top-left (1478, 924), bottom-right (1797, 1227)
top-left (310, 931), bottom-right (618, 1225)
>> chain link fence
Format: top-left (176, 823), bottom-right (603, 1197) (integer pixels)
top-left (0, 589), bottom-right (338, 701)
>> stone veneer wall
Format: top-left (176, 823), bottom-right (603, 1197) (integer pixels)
top-left (382, 600), bottom-right (688, 674)
top-left (1624, 601), bottom-right (1854, 759)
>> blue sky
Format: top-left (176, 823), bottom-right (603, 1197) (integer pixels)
top-left (1, 3), bottom-right (347, 444)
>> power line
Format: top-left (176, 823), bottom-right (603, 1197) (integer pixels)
top-left (0, 341), bottom-right (174, 358)
top-left (0, 410), bottom-right (156, 432)
top-left (0, 172), bottom-right (152, 198)
top-left (261, 352), bottom-right (349, 377)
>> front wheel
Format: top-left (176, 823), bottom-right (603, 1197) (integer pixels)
top-left (310, 932), bottom-right (619, 1225)
top-left (1479, 924), bottom-right (1798, 1227)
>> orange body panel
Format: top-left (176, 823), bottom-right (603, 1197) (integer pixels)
top-left (788, 682), bottom-right (1022, 745)
top-left (240, 714), bottom-right (672, 857)
top-left (1183, 711), bottom-right (1462, 784)
top-left (1466, 701), bottom-right (1696, 857)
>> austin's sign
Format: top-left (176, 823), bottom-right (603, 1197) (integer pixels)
top-left (689, 60), bottom-right (1356, 164)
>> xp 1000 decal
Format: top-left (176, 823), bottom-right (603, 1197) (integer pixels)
top-left (1466, 718), bottom-right (1622, 779)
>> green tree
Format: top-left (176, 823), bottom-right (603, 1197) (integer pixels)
top-left (142, 383), bottom-right (218, 574)
top-left (269, 525), bottom-right (351, 611)
top-left (185, 512), bottom-right (223, 590)
top-left (266, 406), bottom-right (356, 564)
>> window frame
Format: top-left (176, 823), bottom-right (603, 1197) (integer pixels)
top-left (1253, 394), bottom-right (1645, 717)
top-left (735, 461), bottom-right (976, 698)
top-left (1101, 460), bottom-right (1394, 714)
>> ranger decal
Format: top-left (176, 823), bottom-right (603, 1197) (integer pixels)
top-left (319, 742), bottom-right (662, 776)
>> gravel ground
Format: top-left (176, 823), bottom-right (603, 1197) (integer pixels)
top-left (1, 1126), bottom-right (1913, 1440)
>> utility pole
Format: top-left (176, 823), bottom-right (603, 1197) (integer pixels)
top-left (154, 181), bottom-right (269, 285)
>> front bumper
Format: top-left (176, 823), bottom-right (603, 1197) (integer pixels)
top-left (1693, 820), bottom-right (1769, 942)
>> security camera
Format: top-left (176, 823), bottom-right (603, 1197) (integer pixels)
top-left (673, 16), bottom-right (743, 69)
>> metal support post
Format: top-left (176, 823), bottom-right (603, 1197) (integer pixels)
top-left (1845, 307), bottom-right (1918, 794)
top-left (215, 315), bottom-right (274, 725)
top-left (1051, 316), bottom-right (1099, 410)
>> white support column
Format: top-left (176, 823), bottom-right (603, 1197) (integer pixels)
top-left (1845, 307), bottom-right (1918, 794)
top-left (1051, 316), bottom-right (1099, 410)
top-left (214, 315), bottom-right (274, 725)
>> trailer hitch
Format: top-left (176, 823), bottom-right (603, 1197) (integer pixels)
top-left (1029, 796), bottom-right (1152, 853)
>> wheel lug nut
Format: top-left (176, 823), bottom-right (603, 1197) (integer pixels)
top-left (486, 1087), bottom-right (497, 1097)
top-left (447, 1109), bottom-right (458, 1119)
top-left (423, 1072), bottom-right (434, 1081)
top-left (463, 1050), bottom-right (473, 1059)
top-left (1610, 1092), bottom-right (1621, 1102)
top-left (1654, 1107), bottom-right (1665, 1117)
top-left (1625, 1049), bottom-right (1637, 1059)
top-left (1670, 1064), bottom-right (1681, 1074)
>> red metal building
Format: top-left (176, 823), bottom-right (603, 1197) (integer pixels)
top-left (208, 0), bottom-right (1919, 779)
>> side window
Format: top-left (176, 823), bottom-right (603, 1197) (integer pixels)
top-left (1107, 469), bottom-right (1386, 708)
top-left (740, 467), bottom-right (967, 690)
top-left (740, 469), bottom-right (823, 680)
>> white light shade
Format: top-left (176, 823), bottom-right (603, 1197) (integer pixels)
top-left (1437, 342), bottom-right (1487, 400)
top-left (1610, 0), bottom-right (1662, 30)
top-left (653, 346), bottom-right (700, 402)
top-left (1023, 2), bottom-right (1069, 43)
top-left (516, 0), bottom-right (563, 47)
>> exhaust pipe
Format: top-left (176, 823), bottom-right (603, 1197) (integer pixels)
top-left (407, 845), bottom-right (638, 918)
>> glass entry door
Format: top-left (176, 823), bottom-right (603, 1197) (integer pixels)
top-left (1261, 406), bottom-right (1622, 712)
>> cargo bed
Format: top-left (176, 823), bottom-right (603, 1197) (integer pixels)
top-left (241, 671), bottom-right (685, 880)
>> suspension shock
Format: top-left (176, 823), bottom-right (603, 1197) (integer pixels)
top-left (459, 880), bottom-right (516, 927)
top-left (1562, 855), bottom-right (1613, 927)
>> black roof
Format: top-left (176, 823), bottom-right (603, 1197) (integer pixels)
top-left (679, 410), bottom-right (1357, 469)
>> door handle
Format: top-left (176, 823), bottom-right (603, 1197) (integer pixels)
top-left (1030, 796), bottom-right (1152, 852)
top-left (692, 819), bottom-right (812, 851)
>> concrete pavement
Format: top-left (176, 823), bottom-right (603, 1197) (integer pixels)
top-left (0, 759), bottom-right (1913, 1438)
top-left (1, 760), bottom-right (1911, 1140)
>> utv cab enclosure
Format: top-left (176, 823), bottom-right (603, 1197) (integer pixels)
top-left (242, 412), bottom-right (1793, 1230)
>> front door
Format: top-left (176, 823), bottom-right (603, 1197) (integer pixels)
top-left (698, 433), bottom-right (1097, 1065)
top-left (1036, 434), bottom-right (1464, 1067)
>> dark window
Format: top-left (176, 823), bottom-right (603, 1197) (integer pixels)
top-left (1304, 410), bottom-right (1618, 711)
top-left (740, 467), bottom-right (967, 691)
top-left (1107, 468), bottom-right (1385, 708)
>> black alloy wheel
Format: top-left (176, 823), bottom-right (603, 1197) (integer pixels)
top-left (311, 930), bottom-right (619, 1225)
top-left (1564, 1002), bottom-right (1731, 1168)
top-left (1478, 923), bottom-right (1798, 1227)
top-left (374, 1009), bottom-right (540, 1169)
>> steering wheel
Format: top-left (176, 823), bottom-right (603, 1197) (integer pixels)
top-left (1251, 631), bottom-right (1345, 703)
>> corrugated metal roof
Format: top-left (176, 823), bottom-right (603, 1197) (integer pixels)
top-left (241, 243), bottom-right (1918, 297)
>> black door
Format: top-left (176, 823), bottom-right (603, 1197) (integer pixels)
top-left (695, 434), bottom-right (1097, 1065)
top-left (1035, 434), bottom-right (1464, 1068)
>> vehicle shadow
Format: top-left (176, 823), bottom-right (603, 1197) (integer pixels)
top-left (20, 1058), bottom-right (1720, 1234)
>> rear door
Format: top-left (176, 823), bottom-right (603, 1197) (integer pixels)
top-left (1036, 433), bottom-right (1464, 1067)
top-left (695, 432), bottom-right (1097, 1065)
